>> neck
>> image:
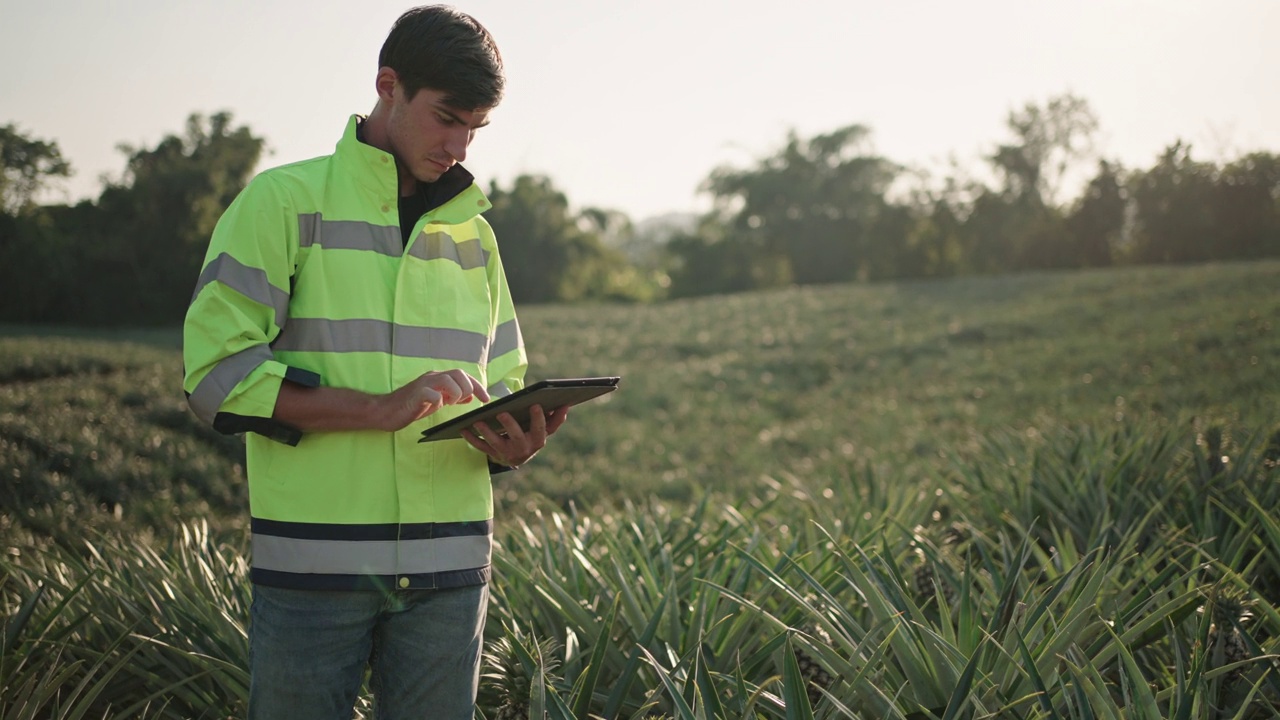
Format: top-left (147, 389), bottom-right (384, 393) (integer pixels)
top-left (362, 104), bottom-right (417, 197)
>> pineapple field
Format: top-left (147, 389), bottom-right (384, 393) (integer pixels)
top-left (2, 260), bottom-right (1279, 718)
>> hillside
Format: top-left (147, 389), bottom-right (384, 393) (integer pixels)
top-left (1, 260), bottom-right (1277, 538)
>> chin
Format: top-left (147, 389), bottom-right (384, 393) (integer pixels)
top-left (416, 168), bottom-right (446, 183)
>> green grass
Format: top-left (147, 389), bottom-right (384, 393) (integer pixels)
top-left (1, 260), bottom-right (1279, 718)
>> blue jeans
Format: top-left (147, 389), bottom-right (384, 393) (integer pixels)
top-left (248, 583), bottom-right (488, 720)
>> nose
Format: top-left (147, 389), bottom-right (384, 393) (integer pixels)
top-left (445, 126), bottom-right (472, 163)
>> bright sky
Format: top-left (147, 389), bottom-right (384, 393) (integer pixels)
top-left (2, 0), bottom-right (1277, 221)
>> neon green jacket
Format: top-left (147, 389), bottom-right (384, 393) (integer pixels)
top-left (183, 115), bottom-right (526, 591)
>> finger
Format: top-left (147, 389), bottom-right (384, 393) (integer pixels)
top-left (419, 372), bottom-right (459, 402)
top-left (466, 374), bottom-right (491, 403)
top-left (459, 428), bottom-right (490, 454)
top-left (443, 370), bottom-right (477, 401)
top-left (510, 408), bottom-right (546, 459)
top-left (470, 420), bottom-right (505, 446)
top-left (412, 386), bottom-right (445, 418)
top-left (494, 412), bottom-right (526, 443)
top-left (430, 375), bottom-right (464, 404)
top-left (525, 405), bottom-right (550, 445)
top-left (463, 426), bottom-right (511, 466)
top-left (450, 369), bottom-right (491, 403)
top-left (546, 406), bottom-right (570, 434)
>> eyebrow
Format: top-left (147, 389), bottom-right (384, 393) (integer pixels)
top-left (437, 104), bottom-right (490, 130)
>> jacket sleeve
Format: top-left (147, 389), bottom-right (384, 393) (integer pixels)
top-left (182, 174), bottom-right (319, 446)
top-left (478, 215), bottom-right (527, 400)
top-left (477, 216), bottom-right (527, 474)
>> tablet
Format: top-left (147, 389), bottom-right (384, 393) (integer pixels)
top-left (418, 376), bottom-right (621, 442)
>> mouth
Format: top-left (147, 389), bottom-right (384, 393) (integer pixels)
top-left (428, 158), bottom-right (453, 173)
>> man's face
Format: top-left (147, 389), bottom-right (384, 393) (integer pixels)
top-left (385, 83), bottom-right (491, 185)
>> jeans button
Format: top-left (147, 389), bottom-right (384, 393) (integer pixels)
top-left (398, 577), bottom-right (410, 589)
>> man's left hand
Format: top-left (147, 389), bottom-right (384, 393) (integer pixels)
top-left (460, 404), bottom-right (570, 468)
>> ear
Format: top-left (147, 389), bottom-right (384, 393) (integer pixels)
top-left (375, 67), bottom-right (399, 103)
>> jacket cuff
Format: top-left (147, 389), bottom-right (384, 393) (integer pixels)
top-left (213, 412), bottom-right (304, 446)
top-left (210, 365), bottom-right (321, 446)
top-left (488, 460), bottom-right (518, 475)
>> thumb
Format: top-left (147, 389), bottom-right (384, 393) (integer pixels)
top-left (415, 385), bottom-right (445, 411)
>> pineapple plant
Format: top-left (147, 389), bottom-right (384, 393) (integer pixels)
top-left (1199, 424), bottom-right (1231, 476)
top-left (1263, 426), bottom-right (1280, 470)
top-left (792, 623), bottom-right (836, 707)
top-left (481, 634), bottom-right (562, 720)
top-left (910, 525), bottom-right (959, 609)
top-left (1203, 585), bottom-right (1254, 682)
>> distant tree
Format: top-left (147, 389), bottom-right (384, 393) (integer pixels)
top-left (892, 170), bottom-right (973, 279)
top-left (0, 201), bottom-right (98, 322)
top-left (0, 125), bottom-right (82, 322)
top-left (989, 93), bottom-right (1099, 208)
top-left (0, 124), bottom-right (72, 215)
top-left (88, 111), bottom-right (264, 323)
top-left (904, 198), bottom-right (965, 278)
top-left (665, 215), bottom-right (787, 298)
top-left (1065, 159), bottom-right (1126, 267)
top-left (974, 94), bottom-right (1098, 271)
top-left (579, 207), bottom-right (633, 250)
top-left (1129, 141), bottom-right (1218, 264)
top-left (577, 206), bottom-right (667, 301)
top-left (1213, 152), bottom-right (1280, 260)
top-left (958, 189), bottom-right (1027, 273)
top-left (485, 175), bottom-right (643, 303)
top-left (863, 201), bottom-right (925, 280)
top-left (697, 124), bottom-right (900, 287)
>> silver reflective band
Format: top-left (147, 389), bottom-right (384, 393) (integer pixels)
top-left (191, 253), bottom-right (290, 329)
top-left (298, 215), bottom-right (491, 271)
top-left (411, 232), bottom-right (490, 270)
top-left (252, 534), bottom-right (492, 575)
top-left (486, 319), bottom-right (523, 362)
top-left (188, 345), bottom-right (273, 424)
top-left (488, 380), bottom-right (513, 398)
top-left (298, 214), bottom-right (400, 257)
top-left (272, 318), bottom-right (488, 363)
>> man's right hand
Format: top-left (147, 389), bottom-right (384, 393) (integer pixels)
top-left (377, 369), bottom-right (491, 431)
top-left (274, 369), bottom-right (490, 433)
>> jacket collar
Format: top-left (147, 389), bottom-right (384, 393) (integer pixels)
top-left (335, 114), bottom-right (492, 225)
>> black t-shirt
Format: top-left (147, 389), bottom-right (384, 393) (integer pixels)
top-left (398, 188), bottom-right (428, 245)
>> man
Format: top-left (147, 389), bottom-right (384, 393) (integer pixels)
top-left (182, 6), bottom-right (568, 718)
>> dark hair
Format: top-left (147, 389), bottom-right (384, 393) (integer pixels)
top-left (379, 5), bottom-right (504, 109)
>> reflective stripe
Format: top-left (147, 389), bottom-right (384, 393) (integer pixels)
top-left (298, 213), bottom-right (400, 256)
top-left (191, 253), bottom-right (290, 329)
top-left (188, 345), bottom-right (273, 424)
top-left (272, 318), bottom-right (488, 363)
top-left (252, 534), bottom-right (491, 576)
top-left (410, 232), bottom-right (489, 269)
top-left (488, 380), bottom-right (512, 398)
top-left (298, 215), bottom-right (490, 271)
top-left (486, 319), bottom-right (523, 363)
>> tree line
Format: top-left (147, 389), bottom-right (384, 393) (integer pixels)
top-left (664, 94), bottom-right (1279, 296)
top-left (2, 93), bottom-right (1277, 325)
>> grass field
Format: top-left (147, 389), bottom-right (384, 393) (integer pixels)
top-left (1, 260), bottom-right (1278, 718)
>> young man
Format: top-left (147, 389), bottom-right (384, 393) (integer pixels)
top-left (182, 6), bottom-right (568, 718)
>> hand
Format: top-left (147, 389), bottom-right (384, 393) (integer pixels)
top-left (377, 369), bottom-right (490, 432)
top-left (460, 404), bottom-right (570, 468)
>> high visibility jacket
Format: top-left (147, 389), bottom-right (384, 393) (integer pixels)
top-left (182, 115), bottom-right (526, 591)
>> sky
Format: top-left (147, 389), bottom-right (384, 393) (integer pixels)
top-left (1, 0), bottom-right (1277, 222)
